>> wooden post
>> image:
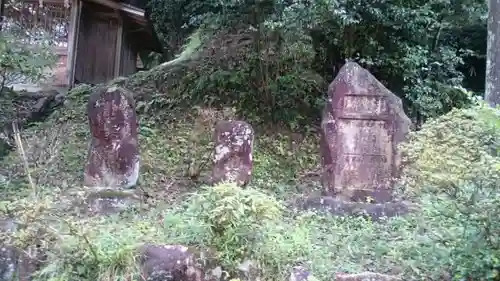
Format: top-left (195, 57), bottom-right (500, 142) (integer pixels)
top-left (114, 18), bottom-right (123, 77)
top-left (66, 0), bottom-right (82, 87)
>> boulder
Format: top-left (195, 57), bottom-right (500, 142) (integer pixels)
top-left (289, 265), bottom-right (318, 281)
top-left (0, 218), bottom-right (44, 281)
top-left (139, 244), bottom-right (219, 281)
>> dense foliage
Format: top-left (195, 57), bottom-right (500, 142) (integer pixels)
top-left (0, 23), bottom-right (56, 92)
top-left (145, 0), bottom-right (488, 127)
top-left (399, 100), bottom-right (499, 195)
top-left (399, 102), bottom-right (500, 280)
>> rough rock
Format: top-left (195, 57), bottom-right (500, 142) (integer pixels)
top-left (0, 218), bottom-right (16, 281)
top-left (139, 244), bottom-right (219, 281)
top-left (237, 259), bottom-right (262, 281)
top-left (296, 196), bottom-right (416, 222)
top-left (84, 86), bottom-right (139, 189)
top-left (289, 265), bottom-right (317, 281)
top-left (0, 246), bottom-right (43, 281)
top-left (0, 245), bottom-right (16, 281)
top-left (0, 218), bottom-right (44, 281)
top-left (320, 62), bottom-right (411, 202)
top-left (212, 121), bottom-right (254, 186)
top-left (335, 272), bottom-right (401, 281)
top-left (0, 89), bottom-right (65, 160)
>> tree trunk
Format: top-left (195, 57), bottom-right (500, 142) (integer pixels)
top-left (0, 0), bottom-right (4, 32)
top-left (485, 0), bottom-right (500, 107)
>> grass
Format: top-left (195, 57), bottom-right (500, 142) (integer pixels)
top-left (3, 188), bottom-right (458, 281)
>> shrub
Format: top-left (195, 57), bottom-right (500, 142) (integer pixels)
top-left (399, 102), bottom-right (500, 196)
top-left (0, 25), bottom-right (56, 92)
top-left (399, 102), bottom-right (500, 280)
top-left (186, 182), bottom-right (283, 267)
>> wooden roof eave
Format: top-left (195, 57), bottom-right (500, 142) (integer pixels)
top-left (86, 0), bottom-right (143, 17)
top-left (84, 0), bottom-right (162, 52)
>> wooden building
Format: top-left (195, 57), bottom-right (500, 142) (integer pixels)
top-left (0, 0), bottom-right (162, 87)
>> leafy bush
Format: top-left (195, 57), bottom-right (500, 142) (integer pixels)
top-left (399, 102), bottom-right (500, 196)
top-left (0, 22), bottom-right (57, 157)
top-left (0, 24), bottom-right (57, 91)
top-left (399, 102), bottom-right (500, 280)
top-left (186, 182), bottom-right (283, 267)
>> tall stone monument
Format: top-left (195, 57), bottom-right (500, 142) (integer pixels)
top-left (320, 62), bottom-right (411, 203)
top-left (84, 86), bottom-right (140, 189)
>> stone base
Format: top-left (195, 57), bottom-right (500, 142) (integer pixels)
top-left (295, 196), bottom-right (416, 222)
top-left (322, 188), bottom-right (394, 204)
top-left (76, 189), bottom-right (143, 216)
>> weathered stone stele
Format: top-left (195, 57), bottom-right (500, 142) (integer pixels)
top-left (320, 62), bottom-right (411, 202)
top-left (84, 86), bottom-right (139, 189)
top-left (212, 121), bottom-right (254, 186)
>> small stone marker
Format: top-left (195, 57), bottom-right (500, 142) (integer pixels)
top-left (139, 244), bottom-right (205, 281)
top-left (84, 86), bottom-right (139, 189)
top-left (320, 62), bottom-right (411, 202)
top-left (212, 121), bottom-right (254, 186)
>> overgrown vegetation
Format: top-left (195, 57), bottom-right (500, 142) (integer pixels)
top-left (0, 18), bottom-right (58, 158)
top-left (399, 101), bottom-right (500, 280)
top-left (0, 87), bottom-right (498, 280)
top-left (0, 0), bottom-right (499, 280)
top-left (400, 99), bottom-right (500, 196)
top-left (141, 0), bottom-right (487, 127)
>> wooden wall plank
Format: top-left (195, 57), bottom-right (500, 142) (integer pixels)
top-left (119, 25), bottom-right (137, 76)
top-left (0, 0), bottom-right (5, 32)
top-left (114, 21), bottom-right (123, 77)
top-left (66, 0), bottom-right (81, 87)
top-left (74, 2), bottom-right (118, 84)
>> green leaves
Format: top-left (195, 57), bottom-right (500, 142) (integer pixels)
top-left (399, 103), bottom-right (500, 280)
top-left (143, 0), bottom-right (488, 124)
top-left (187, 182), bottom-right (283, 266)
top-left (0, 30), bottom-right (57, 91)
top-left (399, 103), bottom-right (500, 195)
